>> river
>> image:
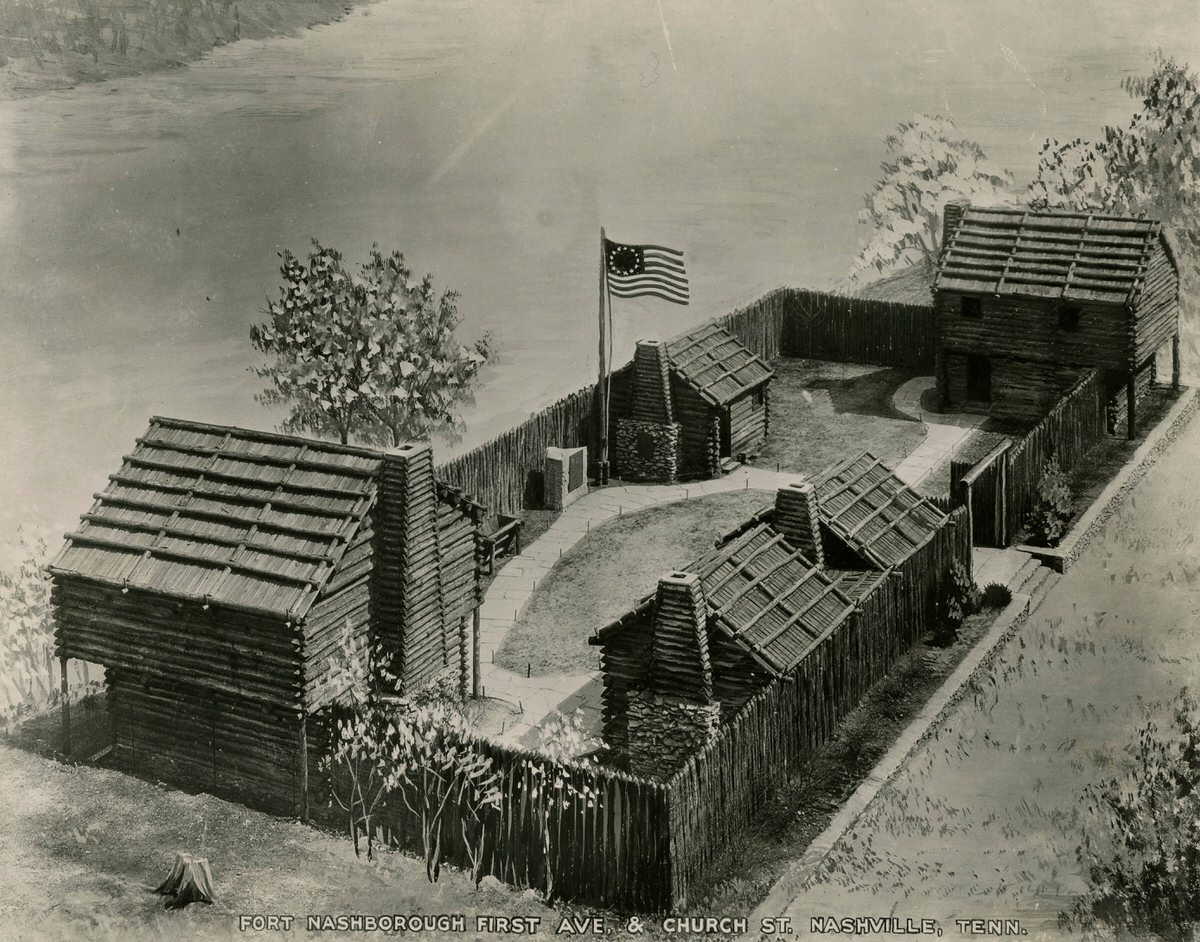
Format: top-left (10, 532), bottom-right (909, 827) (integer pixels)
top-left (0, 0), bottom-right (1197, 542)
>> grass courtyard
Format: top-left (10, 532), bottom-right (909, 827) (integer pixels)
top-left (758, 358), bottom-right (927, 477)
top-left (494, 489), bottom-right (773, 677)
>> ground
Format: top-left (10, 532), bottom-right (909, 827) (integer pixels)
top-left (0, 743), bottom-right (552, 942)
top-left (494, 489), bottom-right (773, 676)
top-left (758, 359), bottom-right (927, 477)
top-left (770, 403), bottom-right (1200, 936)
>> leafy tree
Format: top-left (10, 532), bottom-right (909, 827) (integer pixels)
top-left (251, 241), bottom-right (494, 447)
top-left (849, 115), bottom-right (1014, 282)
top-left (1028, 455), bottom-right (1073, 548)
top-left (1062, 688), bottom-right (1200, 942)
top-left (0, 529), bottom-right (54, 719)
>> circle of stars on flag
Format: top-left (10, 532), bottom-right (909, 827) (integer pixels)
top-left (607, 243), bottom-right (644, 276)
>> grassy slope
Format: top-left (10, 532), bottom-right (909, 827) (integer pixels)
top-left (495, 490), bottom-right (773, 676)
top-left (758, 359), bottom-right (926, 477)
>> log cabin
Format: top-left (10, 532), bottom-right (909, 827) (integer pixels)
top-left (48, 417), bottom-right (482, 816)
top-left (591, 451), bottom-right (954, 778)
top-left (614, 322), bottom-right (773, 481)
top-left (934, 204), bottom-right (1181, 435)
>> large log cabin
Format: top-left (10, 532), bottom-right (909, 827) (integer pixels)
top-left (48, 417), bottom-right (482, 816)
top-left (933, 204), bottom-right (1181, 434)
top-left (614, 322), bottom-right (774, 481)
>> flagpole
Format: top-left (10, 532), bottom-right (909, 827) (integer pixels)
top-left (598, 226), bottom-right (609, 484)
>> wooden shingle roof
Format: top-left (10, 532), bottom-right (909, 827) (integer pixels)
top-left (49, 417), bottom-right (385, 620)
top-left (596, 523), bottom-right (856, 677)
top-left (813, 451), bottom-right (947, 570)
top-left (935, 206), bottom-right (1171, 307)
top-left (665, 322), bottom-right (773, 406)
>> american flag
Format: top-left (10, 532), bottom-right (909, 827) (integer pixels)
top-left (604, 239), bottom-right (689, 305)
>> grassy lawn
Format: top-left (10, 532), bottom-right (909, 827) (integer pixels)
top-left (495, 490), bottom-right (773, 676)
top-left (0, 743), bottom-right (553, 942)
top-left (758, 359), bottom-right (926, 476)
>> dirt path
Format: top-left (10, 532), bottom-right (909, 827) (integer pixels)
top-left (759, 410), bottom-right (1200, 939)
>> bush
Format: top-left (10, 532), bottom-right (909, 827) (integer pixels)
top-left (980, 581), bottom-right (1012, 609)
top-left (1062, 689), bottom-right (1200, 942)
top-left (1027, 455), bottom-right (1073, 547)
top-left (933, 559), bottom-right (977, 646)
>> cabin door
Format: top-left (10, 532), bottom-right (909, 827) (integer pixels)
top-left (719, 409), bottom-right (732, 457)
top-left (966, 354), bottom-right (992, 403)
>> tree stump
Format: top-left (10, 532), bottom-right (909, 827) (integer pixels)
top-left (154, 852), bottom-right (215, 909)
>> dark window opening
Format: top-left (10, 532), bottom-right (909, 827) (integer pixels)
top-left (961, 296), bottom-right (982, 318)
top-left (752, 387), bottom-right (765, 408)
top-left (966, 353), bottom-right (992, 402)
top-left (1058, 304), bottom-right (1081, 331)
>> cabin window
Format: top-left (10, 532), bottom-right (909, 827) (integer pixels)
top-left (960, 296), bottom-right (982, 318)
top-left (1058, 304), bottom-right (1081, 331)
top-left (752, 387), bottom-right (765, 408)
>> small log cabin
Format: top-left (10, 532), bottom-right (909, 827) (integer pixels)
top-left (592, 451), bottom-right (951, 778)
top-left (49, 417), bottom-right (482, 816)
top-left (934, 204), bottom-right (1181, 434)
top-left (614, 322), bottom-right (773, 481)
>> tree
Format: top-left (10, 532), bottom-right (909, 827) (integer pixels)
top-left (0, 529), bottom-right (55, 721)
top-left (1062, 689), bottom-right (1200, 942)
top-left (849, 115), bottom-right (1014, 282)
top-left (251, 241), bottom-right (494, 447)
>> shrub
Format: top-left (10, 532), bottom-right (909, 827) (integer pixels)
top-left (933, 559), bottom-right (978, 646)
top-left (1027, 455), bottom-right (1073, 547)
top-left (980, 581), bottom-right (1012, 609)
top-left (1062, 689), bottom-right (1200, 942)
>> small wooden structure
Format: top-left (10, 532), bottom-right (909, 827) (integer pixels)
top-left (49, 417), bottom-right (482, 816)
top-left (934, 204), bottom-right (1181, 434)
top-left (593, 450), bottom-right (950, 773)
top-left (614, 322), bottom-right (773, 481)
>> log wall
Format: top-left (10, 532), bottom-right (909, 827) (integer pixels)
top-left (1133, 243), bottom-right (1181, 366)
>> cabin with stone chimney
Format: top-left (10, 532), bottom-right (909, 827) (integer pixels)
top-left (591, 450), bottom-right (959, 779)
top-left (934, 204), bottom-right (1181, 435)
top-left (48, 417), bottom-right (482, 816)
top-left (615, 322), bottom-right (773, 481)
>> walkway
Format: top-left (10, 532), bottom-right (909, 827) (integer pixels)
top-left (472, 467), bottom-right (798, 747)
top-left (891, 375), bottom-right (986, 487)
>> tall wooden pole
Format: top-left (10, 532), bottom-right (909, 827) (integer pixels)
top-left (598, 227), bottom-right (610, 483)
top-left (1173, 332), bottom-right (1182, 390)
top-left (471, 606), bottom-right (481, 699)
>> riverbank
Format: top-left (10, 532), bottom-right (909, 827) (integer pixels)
top-left (0, 0), bottom-right (372, 100)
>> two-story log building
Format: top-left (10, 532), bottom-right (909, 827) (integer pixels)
top-left (933, 203), bottom-right (1180, 434)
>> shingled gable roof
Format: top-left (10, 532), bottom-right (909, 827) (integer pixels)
top-left (596, 523), bottom-right (855, 677)
top-left (935, 206), bottom-right (1175, 307)
top-left (665, 321), bottom-right (773, 406)
top-left (812, 451), bottom-right (947, 570)
top-left (48, 417), bottom-right (461, 622)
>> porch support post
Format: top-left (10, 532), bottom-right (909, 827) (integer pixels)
top-left (472, 605), bottom-right (481, 700)
top-left (1173, 333), bottom-right (1182, 390)
top-left (298, 709), bottom-right (309, 824)
top-left (1126, 375), bottom-right (1137, 440)
top-left (59, 655), bottom-right (71, 759)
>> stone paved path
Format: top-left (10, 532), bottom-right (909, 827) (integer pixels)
top-left (891, 376), bottom-right (987, 487)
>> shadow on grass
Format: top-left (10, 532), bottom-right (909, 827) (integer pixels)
top-left (804, 365), bottom-right (923, 424)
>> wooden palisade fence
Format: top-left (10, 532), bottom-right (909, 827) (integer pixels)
top-left (341, 506), bottom-right (969, 911)
top-left (437, 289), bottom-right (936, 517)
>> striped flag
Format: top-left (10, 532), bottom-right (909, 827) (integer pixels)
top-left (604, 238), bottom-right (689, 305)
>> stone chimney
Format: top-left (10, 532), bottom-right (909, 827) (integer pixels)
top-left (375, 442), bottom-right (446, 693)
top-left (631, 339), bottom-right (673, 424)
top-left (615, 339), bottom-right (682, 482)
top-left (627, 571), bottom-right (720, 779)
top-left (941, 199), bottom-right (970, 255)
top-left (774, 481), bottom-right (824, 566)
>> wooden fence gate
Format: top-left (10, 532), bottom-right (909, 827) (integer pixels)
top-left (950, 439), bottom-right (1012, 548)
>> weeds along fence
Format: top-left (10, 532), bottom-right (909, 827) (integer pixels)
top-left (332, 735), bottom-right (673, 911)
top-left (1002, 369), bottom-right (1105, 539)
top-left (437, 289), bottom-right (934, 516)
top-left (665, 504), bottom-right (970, 903)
